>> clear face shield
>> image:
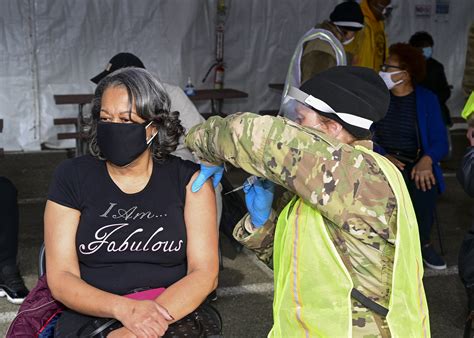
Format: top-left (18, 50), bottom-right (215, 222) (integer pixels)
top-left (279, 86), bottom-right (337, 122)
top-left (280, 86), bottom-right (374, 131)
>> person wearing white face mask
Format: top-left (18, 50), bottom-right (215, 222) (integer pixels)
top-left (294, 0), bottom-right (364, 86)
top-left (280, 1), bottom-right (364, 117)
top-left (373, 43), bottom-right (449, 270)
top-left (410, 31), bottom-right (452, 126)
top-left (345, 0), bottom-right (391, 71)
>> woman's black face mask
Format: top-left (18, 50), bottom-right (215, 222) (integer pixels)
top-left (97, 121), bottom-right (156, 167)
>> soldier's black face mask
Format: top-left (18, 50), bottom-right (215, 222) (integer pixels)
top-left (97, 121), bottom-right (156, 167)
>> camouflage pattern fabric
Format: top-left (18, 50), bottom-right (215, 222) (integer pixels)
top-left (185, 113), bottom-right (399, 337)
top-left (232, 211), bottom-right (277, 269)
top-left (232, 191), bottom-right (294, 269)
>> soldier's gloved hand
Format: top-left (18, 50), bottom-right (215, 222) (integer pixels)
top-left (244, 179), bottom-right (275, 227)
top-left (191, 163), bottom-right (224, 192)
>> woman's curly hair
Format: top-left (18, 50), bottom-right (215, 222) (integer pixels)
top-left (389, 43), bottom-right (426, 84)
top-left (88, 67), bottom-right (185, 163)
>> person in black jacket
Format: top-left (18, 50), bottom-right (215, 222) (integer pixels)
top-left (457, 124), bottom-right (474, 336)
top-left (410, 31), bottom-right (452, 126)
top-left (458, 126), bottom-right (474, 197)
top-left (0, 177), bottom-right (29, 304)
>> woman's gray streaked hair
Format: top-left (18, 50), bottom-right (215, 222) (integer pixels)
top-left (87, 67), bottom-right (185, 162)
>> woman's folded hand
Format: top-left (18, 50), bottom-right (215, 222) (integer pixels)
top-left (115, 298), bottom-right (173, 337)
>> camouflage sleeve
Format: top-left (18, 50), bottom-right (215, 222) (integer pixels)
top-left (185, 113), bottom-right (396, 242)
top-left (233, 210), bottom-right (277, 269)
top-left (232, 191), bottom-right (294, 268)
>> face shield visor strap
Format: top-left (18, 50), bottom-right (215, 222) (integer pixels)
top-left (283, 86), bottom-right (374, 130)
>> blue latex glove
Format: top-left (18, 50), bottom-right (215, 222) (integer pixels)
top-left (191, 163), bottom-right (224, 192)
top-left (244, 178), bottom-right (275, 227)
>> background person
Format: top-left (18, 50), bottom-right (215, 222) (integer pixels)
top-left (457, 99), bottom-right (474, 336)
top-left (281, 1), bottom-right (364, 118)
top-left (0, 177), bottom-right (29, 305)
top-left (345, 0), bottom-right (391, 70)
top-left (373, 43), bottom-right (449, 270)
top-left (410, 31), bottom-right (452, 126)
top-left (463, 23), bottom-right (474, 95)
top-left (458, 93), bottom-right (474, 197)
top-left (299, 0), bottom-right (364, 84)
top-left (457, 126), bottom-right (474, 197)
top-left (45, 68), bottom-right (218, 337)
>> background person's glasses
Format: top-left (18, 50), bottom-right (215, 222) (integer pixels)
top-left (381, 64), bottom-right (404, 72)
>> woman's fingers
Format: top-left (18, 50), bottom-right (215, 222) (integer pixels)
top-left (395, 159), bottom-right (405, 170)
top-left (416, 174), bottom-right (424, 191)
top-left (386, 155), bottom-right (403, 170)
top-left (154, 302), bottom-right (173, 321)
top-left (121, 300), bottom-right (169, 337)
top-left (132, 325), bottom-right (151, 338)
top-left (411, 167), bottom-right (417, 180)
top-left (146, 319), bottom-right (165, 338)
top-left (138, 319), bottom-right (165, 338)
top-left (150, 311), bottom-right (169, 335)
top-left (414, 170), bottom-right (436, 191)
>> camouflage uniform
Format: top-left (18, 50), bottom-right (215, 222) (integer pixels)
top-left (185, 113), bottom-right (399, 337)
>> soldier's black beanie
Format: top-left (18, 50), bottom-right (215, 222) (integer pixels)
top-left (330, 1), bottom-right (364, 31)
top-left (299, 66), bottom-right (390, 139)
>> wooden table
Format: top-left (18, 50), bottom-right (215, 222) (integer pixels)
top-left (268, 83), bottom-right (284, 92)
top-left (188, 89), bottom-right (248, 115)
top-left (54, 94), bottom-right (93, 105)
top-left (53, 94), bottom-right (93, 156)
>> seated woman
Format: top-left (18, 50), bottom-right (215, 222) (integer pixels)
top-left (44, 67), bottom-right (218, 337)
top-left (373, 42), bottom-right (449, 270)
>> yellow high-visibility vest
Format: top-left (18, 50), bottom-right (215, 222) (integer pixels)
top-left (270, 146), bottom-right (430, 337)
top-left (461, 91), bottom-right (474, 120)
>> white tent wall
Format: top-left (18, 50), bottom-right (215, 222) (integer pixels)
top-left (0, 0), bottom-right (472, 151)
top-left (0, 0), bottom-right (39, 151)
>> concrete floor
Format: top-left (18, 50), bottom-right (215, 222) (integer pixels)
top-left (0, 143), bottom-right (473, 337)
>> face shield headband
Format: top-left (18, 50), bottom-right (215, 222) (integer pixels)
top-left (283, 86), bottom-right (374, 130)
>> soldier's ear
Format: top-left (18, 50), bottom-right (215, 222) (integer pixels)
top-left (326, 120), bottom-right (343, 138)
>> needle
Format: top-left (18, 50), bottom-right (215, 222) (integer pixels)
top-left (223, 176), bottom-right (260, 195)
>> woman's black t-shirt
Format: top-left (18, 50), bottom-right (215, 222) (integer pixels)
top-left (47, 155), bottom-right (199, 295)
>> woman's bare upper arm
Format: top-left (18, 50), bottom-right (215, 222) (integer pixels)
top-left (184, 172), bottom-right (218, 274)
top-left (44, 200), bottom-right (81, 278)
